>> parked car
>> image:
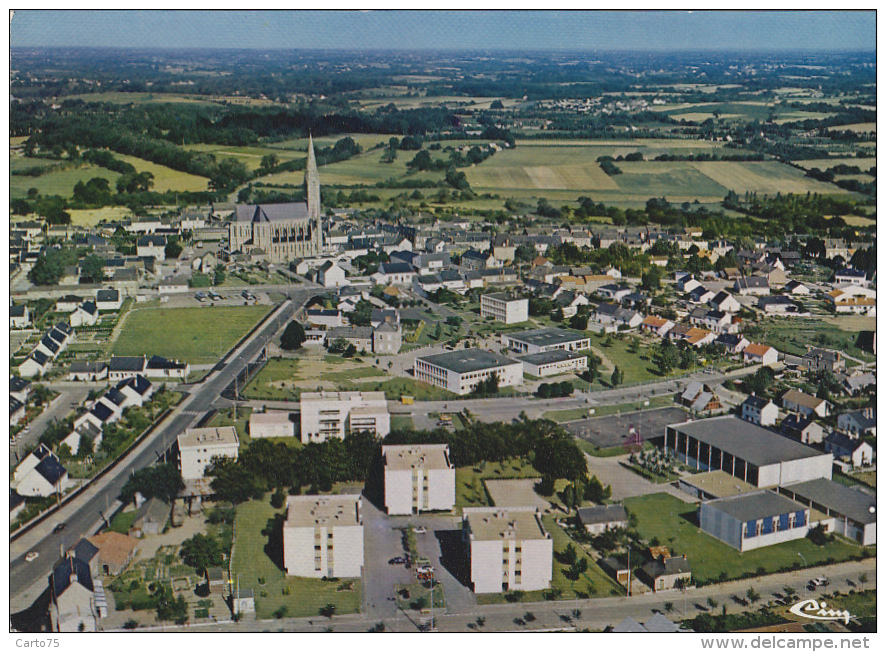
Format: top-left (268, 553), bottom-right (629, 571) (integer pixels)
top-left (413, 526), bottom-right (428, 534)
top-left (389, 556), bottom-right (407, 565)
top-left (53, 523), bottom-right (66, 533)
top-left (808, 577), bottom-right (830, 589)
top-left (25, 551), bottom-right (39, 562)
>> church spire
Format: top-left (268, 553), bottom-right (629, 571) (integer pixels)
top-left (305, 133), bottom-right (320, 221)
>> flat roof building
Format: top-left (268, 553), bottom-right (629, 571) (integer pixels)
top-left (677, 470), bottom-right (757, 501)
top-left (664, 416), bottom-right (832, 487)
top-left (463, 507), bottom-right (552, 594)
top-left (779, 479), bottom-right (876, 546)
top-left (383, 444), bottom-right (455, 515)
top-left (299, 391), bottom-right (389, 443)
top-left (248, 411), bottom-right (296, 439)
top-left (414, 349), bottom-right (523, 396)
top-left (283, 494), bottom-right (363, 578)
top-left (518, 350), bottom-right (589, 378)
top-left (481, 293), bottom-right (529, 324)
top-left (177, 426), bottom-right (239, 482)
top-left (698, 490), bottom-right (811, 551)
top-left (501, 327), bottom-right (591, 355)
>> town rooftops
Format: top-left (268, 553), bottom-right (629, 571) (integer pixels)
top-left (96, 289), bottom-right (120, 302)
top-left (69, 360), bottom-right (108, 375)
top-left (382, 444), bottom-right (452, 471)
top-left (117, 374), bottom-right (152, 396)
top-left (736, 276), bottom-right (769, 289)
top-left (285, 494), bottom-right (362, 528)
top-left (146, 355), bottom-right (187, 371)
top-left (51, 556), bottom-right (94, 596)
top-left (704, 490), bottom-right (808, 522)
top-left (90, 401), bottom-right (116, 423)
top-left (70, 538), bottom-right (100, 564)
top-left (416, 349), bottom-right (518, 374)
top-left (377, 262), bottom-right (413, 275)
top-left (781, 479), bottom-right (876, 525)
top-left (668, 416), bottom-right (829, 467)
top-left (137, 235), bottom-right (167, 247)
top-left (178, 426), bottom-right (239, 449)
top-left (463, 507), bottom-right (550, 541)
top-left (506, 327), bottom-right (587, 348)
top-left (577, 504), bottom-right (628, 526)
top-left (30, 350), bottom-right (51, 366)
top-left (10, 376), bottom-right (31, 394)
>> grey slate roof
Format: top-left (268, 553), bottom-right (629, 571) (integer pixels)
top-left (577, 504), bottom-right (628, 526)
top-left (10, 376), bottom-right (31, 393)
top-left (36, 455), bottom-right (67, 485)
top-left (51, 556), bottom-right (94, 597)
top-left (96, 289), bottom-right (120, 302)
top-left (669, 416), bottom-right (828, 467)
top-left (71, 538), bottom-right (100, 564)
top-left (780, 478), bottom-right (876, 525)
top-left (109, 356), bottom-right (146, 372)
top-left (641, 555), bottom-right (691, 579)
top-left (90, 402), bottom-right (116, 423)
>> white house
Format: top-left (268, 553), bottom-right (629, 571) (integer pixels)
top-left (383, 444), bottom-right (455, 515)
top-left (69, 301), bottom-right (99, 327)
top-left (317, 260), bottom-right (347, 288)
top-left (463, 507), bottom-right (553, 594)
top-left (781, 389), bottom-right (830, 418)
top-left (283, 494), bottom-right (364, 578)
top-left (371, 262), bottom-right (416, 286)
top-left (15, 452), bottom-right (72, 497)
top-left (49, 557), bottom-right (99, 632)
top-left (641, 315), bottom-right (675, 338)
top-left (136, 235), bottom-right (167, 261)
top-left (10, 304), bottom-right (30, 329)
top-left (177, 427), bottom-right (239, 481)
top-left (838, 408), bottom-right (876, 437)
top-left (577, 505), bottom-right (629, 535)
top-left (709, 291), bottom-right (741, 313)
top-left (299, 391), bottom-right (390, 443)
top-left (733, 276), bottom-right (770, 296)
top-left (742, 343), bottom-right (778, 367)
top-left (741, 395), bottom-right (778, 426)
top-left (19, 350), bottom-right (52, 378)
top-left (95, 289), bottom-right (123, 311)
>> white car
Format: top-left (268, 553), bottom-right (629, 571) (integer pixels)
top-left (413, 526), bottom-right (428, 534)
top-left (25, 551), bottom-right (39, 562)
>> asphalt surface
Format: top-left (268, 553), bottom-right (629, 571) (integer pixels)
top-left (10, 287), bottom-right (316, 610)
top-left (566, 406), bottom-right (689, 448)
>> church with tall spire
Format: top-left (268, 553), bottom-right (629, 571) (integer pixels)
top-left (228, 135), bottom-right (323, 262)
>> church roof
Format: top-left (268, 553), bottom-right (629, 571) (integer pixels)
top-left (234, 203), bottom-right (312, 223)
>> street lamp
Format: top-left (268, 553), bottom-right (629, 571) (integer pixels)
top-left (798, 552), bottom-right (808, 597)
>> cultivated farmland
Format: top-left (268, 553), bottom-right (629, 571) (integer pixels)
top-left (9, 163), bottom-right (120, 200)
top-left (115, 153), bottom-right (210, 192)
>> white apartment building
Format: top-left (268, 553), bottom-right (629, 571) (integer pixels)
top-left (414, 349), bottom-right (523, 396)
top-left (481, 293), bottom-right (529, 324)
top-left (299, 391), bottom-right (390, 443)
top-left (177, 426), bottom-right (239, 481)
top-left (463, 507), bottom-right (553, 594)
top-left (383, 444), bottom-right (455, 515)
top-left (283, 494), bottom-right (364, 578)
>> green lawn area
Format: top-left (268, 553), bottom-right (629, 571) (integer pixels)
top-left (390, 415), bottom-right (415, 431)
top-left (243, 358), bottom-right (301, 400)
top-left (114, 153), bottom-right (209, 192)
top-left (108, 509), bottom-right (138, 535)
top-left (543, 408), bottom-right (590, 423)
top-left (624, 493), bottom-right (868, 586)
top-left (111, 305), bottom-right (270, 365)
top-left (231, 498), bottom-right (361, 620)
top-left (356, 377), bottom-right (458, 401)
top-left (753, 318), bottom-right (876, 362)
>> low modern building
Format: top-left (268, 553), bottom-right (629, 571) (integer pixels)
top-left (663, 416), bottom-right (833, 487)
top-left (177, 426), bottom-right (240, 482)
top-left (501, 327), bottom-right (591, 355)
top-left (248, 411), bottom-right (296, 438)
top-left (577, 505), bottom-right (629, 534)
top-left (413, 349), bottom-right (523, 395)
top-left (299, 391), bottom-right (389, 443)
top-left (462, 507), bottom-right (553, 594)
top-left (283, 494), bottom-right (364, 578)
top-left (698, 490), bottom-right (810, 551)
top-left (382, 444), bottom-right (455, 515)
top-left (677, 470), bottom-right (757, 501)
top-left (741, 395), bottom-right (778, 426)
top-left (778, 478), bottom-right (876, 546)
top-left (480, 293), bottom-right (529, 324)
top-left (518, 350), bottom-right (588, 378)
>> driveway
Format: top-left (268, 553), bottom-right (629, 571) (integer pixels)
top-left (584, 452), bottom-right (689, 502)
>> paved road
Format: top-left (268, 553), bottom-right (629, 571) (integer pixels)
top-left (117, 558), bottom-right (874, 633)
top-left (10, 387), bottom-right (92, 469)
top-left (10, 288), bottom-right (315, 610)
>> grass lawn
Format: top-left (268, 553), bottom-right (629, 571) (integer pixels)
top-left (454, 459), bottom-right (539, 512)
top-left (356, 377), bottom-right (458, 402)
top-left (390, 415), bottom-right (415, 431)
top-left (108, 510), bottom-right (138, 535)
top-left (231, 498), bottom-right (361, 619)
top-left (65, 205), bottom-right (136, 227)
top-left (111, 305), bottom-right (270, 365)
top-left (753, 318), bottom-right (876, 362)
top-left (543, 407), bottom-right (590, 423)
top-left (115, 153), bottom-right (210, 192)
top-left (849, 471), bottom-right (876, 489)
top-left (10, 163), bottom-right (120, 200)
top-left (623, 493), bottom-right (868, 586)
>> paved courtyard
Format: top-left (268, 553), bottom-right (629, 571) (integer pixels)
top-left (566, 407), bottom-right (688, 449)
top-left (484, 478), bottom-right (549, 510)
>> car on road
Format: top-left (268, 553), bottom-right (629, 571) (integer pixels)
top-left (389, 556), bottom-right (407, 565)
top-left (808, 577), bottom-right (830, 589)
top-left (25, 551), bottom-right (39, 562)
top-left (413, 526), bottom-right (428, 534)
top-left (53, 523), bottom-right (66, 533)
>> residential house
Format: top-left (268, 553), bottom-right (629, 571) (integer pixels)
top-left (95, 289), bottom-right (123, 311)
top-left (10, 376), bottom-right (32, 403)
top-left (577, 505), bottom-right (629, 535)
top-left (733, 276), bottom-right (770, 296)
top-left (461, 249), bottom-right (499, 270)
top-left (10, 304), bottom-right (30, 329)
top-left (823, 432), bottom-right (874, 468)
top-left (11, 396), bottom-right (26, 427)
top-left (742, 343), bottom-right (778, 367)
top-left (107, 356), bottom-right (148, 380)
top-left (715, 333), bottom-right (750, 354)
top-left (371, 261), bottom-right (416, 286)
top-left (780, 414), bottom-right (826, 445)
top-left (49, 557), bottom-right (98, 632)
top-left (306, 309), bottom-right (344, 328)
top-left (641, 315), bottom-right (675, 338)
top-left (741, 395), bottom-right (778, 426)
top-left (177, 427), bottom-right (239, 482)
top-left (841, 371), bottom-right (876, 396)
top-left (837, 408), bottom-right (876, 437)
top-left (55, 295), bottom-right (83, 313)
top-left (834, 267), bottom-right (869, 288)
top-left (15, 452), bottom-right (71, 497)
top-left (680, 381), bottom-right (722, 414)
top-left (67, 361), bottom-right (109, 382)
top-left (592, 303), bottom-right (643, 329)
top-left (158, 275), bottom-right (188, 294)
top-left (687, 285), bottom-right (716, 304)
top-left (784, 280), bottom-right (811, 296)
top-left (86, 532), bottom-right (140, 575)
top-left (802, 348), bottom-right (844, 373)
top-left (373, 321), bottom-right (402, 354)
top-left (19, 350), bottom-right (53, 378)
top-left (70, 301), bottom-right (99, 327)
top-left (758, 295), bottom-right (802, 315)
top-left (130, 497), bottom-right (170, 538)
top-left (317, 260), bottom-right (347, 288)
top-left (638, 552), bottom-right (692, 592)
top-left (597, 284), bottom-right (632, 301)
top-left (145, 355), bottom-right (189, 381)
top-left (136, 235), bottom-right (167, 261)
top-left (781, 389), bottom-right (830, 418)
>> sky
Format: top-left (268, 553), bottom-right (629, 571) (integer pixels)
top-left (9, 10), bottom-right (877, 52)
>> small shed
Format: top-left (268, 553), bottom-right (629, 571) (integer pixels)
top-left (207, 567), bottom-right (226, 594)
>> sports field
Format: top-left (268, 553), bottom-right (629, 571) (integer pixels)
top-left (115, 153), bottom-right (210, 192)
top-left (111, 305), bottom-right (270, 364)
top-left (9, 163), bottom-right (120, 200)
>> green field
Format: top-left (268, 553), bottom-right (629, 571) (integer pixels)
top-left (115, 153), bottom-right (210, 192)
top-left (231, 499), bottom-right (361, 619)
top-left (624, 493), bottom-right (867, 586)
top-left (753, 318), bottom-right (875, 362)
top-left (65, 205), bottom-right (137, 227)
top-left (183, 143), bottom-right (304, 172)
top-left (10, 163), bottom-right (119, 200)
top-left (111, 305), bottom-right (270, 364)
top-left (65, 91), bottom-right (217, 105)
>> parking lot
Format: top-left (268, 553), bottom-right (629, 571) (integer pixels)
top-left (565, 406), bottom-right (688, 449)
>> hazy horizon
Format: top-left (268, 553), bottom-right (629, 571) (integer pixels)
top-left (10, 10), bottom-right (876, 52)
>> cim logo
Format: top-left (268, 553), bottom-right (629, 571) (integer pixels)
top-left (788, 599), bottom-right (854, 625)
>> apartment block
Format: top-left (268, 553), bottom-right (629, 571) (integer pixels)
top-left (282, 494), bottom-right (364, 578)
top-left (299, 391), bottom-right (390, 443)
top-left (383, 444), bottom-right (455, 515)
top-left (480, 293), bottom-right (529, 324)
top-left (413, 349), bottom-right (523, 395)
top-left (177, 426), bottom-right (239, 481)
top-left (463, 507), bottom-right (552, 594)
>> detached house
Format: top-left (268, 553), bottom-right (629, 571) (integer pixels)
top-left (641, 315), bottom-right (675, 338)
top-left (741, 395), bottom-right (778, 426)
top-left (742, 343), bottom-right (778, 367)
top-left (781, 389), bottom-right (830, 419)
top-left (734, 276), bottom-right (770, 296)
top-left (10, 304), bottom-right (30, 329)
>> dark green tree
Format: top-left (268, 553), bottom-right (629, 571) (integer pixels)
top-left (280, 321), bottom-right (307, 351)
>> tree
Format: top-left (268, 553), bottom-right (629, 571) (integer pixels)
top-left (746, 587), bottom-right (760, 605)
top-left (343, 343), bottom-right (358, 358)
top-left (210, 158), bottom-right (250, 192)
top-left (514, 242), bottom-right (538, 263)
top-left (214, 264), bottom-right (226, 285)
top-left (152, 582), bottom-right (188, 624)
top-left (707, 597), bottom-right (718, 611)
top-left (857, 573), bottom-right (868, 590)
top-left (664, 601), bottom-right (674, 614)
top-left (640, 267), bottom-right (662, 292)
top-left (259, 153), bottom-right (279, 172)
top-left (119, 462), bottom-right (184, 504)
top-left (610, 366), bottom-right (623, 387)
top-left (569, 313), bottom-right (588, 331)
top-left (280, 321), bottom-right (307, 350)
top-left (407, 150), bottom-right (432, 171)
top-left (28, 247), bottom-right (75, 286)
top-left (165, 239), bottom-right (183, 260)
top-left (179, 533), bottom-right (223, 575)
top-left (653, 339), bottom-right (680, 375)
top-left (208, 456), bottom-right (264, 503)
top-left (80, 255), bottom-right (105, 284)
top-left (319, 603), bottom-right (337, 618)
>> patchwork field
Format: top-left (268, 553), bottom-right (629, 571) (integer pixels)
top-left (111, 305), bottom-right (270, 364)
top-left (686, 160), bottom-right (847, 195)
top-left (9, 163), bottom-right (120, 200)
top-left (67, 205), bottom-right (136, 227)
top-left (65, 91), bottom-right (216, 105)
top-left (183, 143), bottom-right (304, 172)
top-left (828, 122), bottom-right (876, 133)
top-left (794, 157), bottom-right (877, 172)
top-left (115, 154), bottom-right (210, 192)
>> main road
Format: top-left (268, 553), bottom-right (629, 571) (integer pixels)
top-left (9, 287), bottom-right (316, 610)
